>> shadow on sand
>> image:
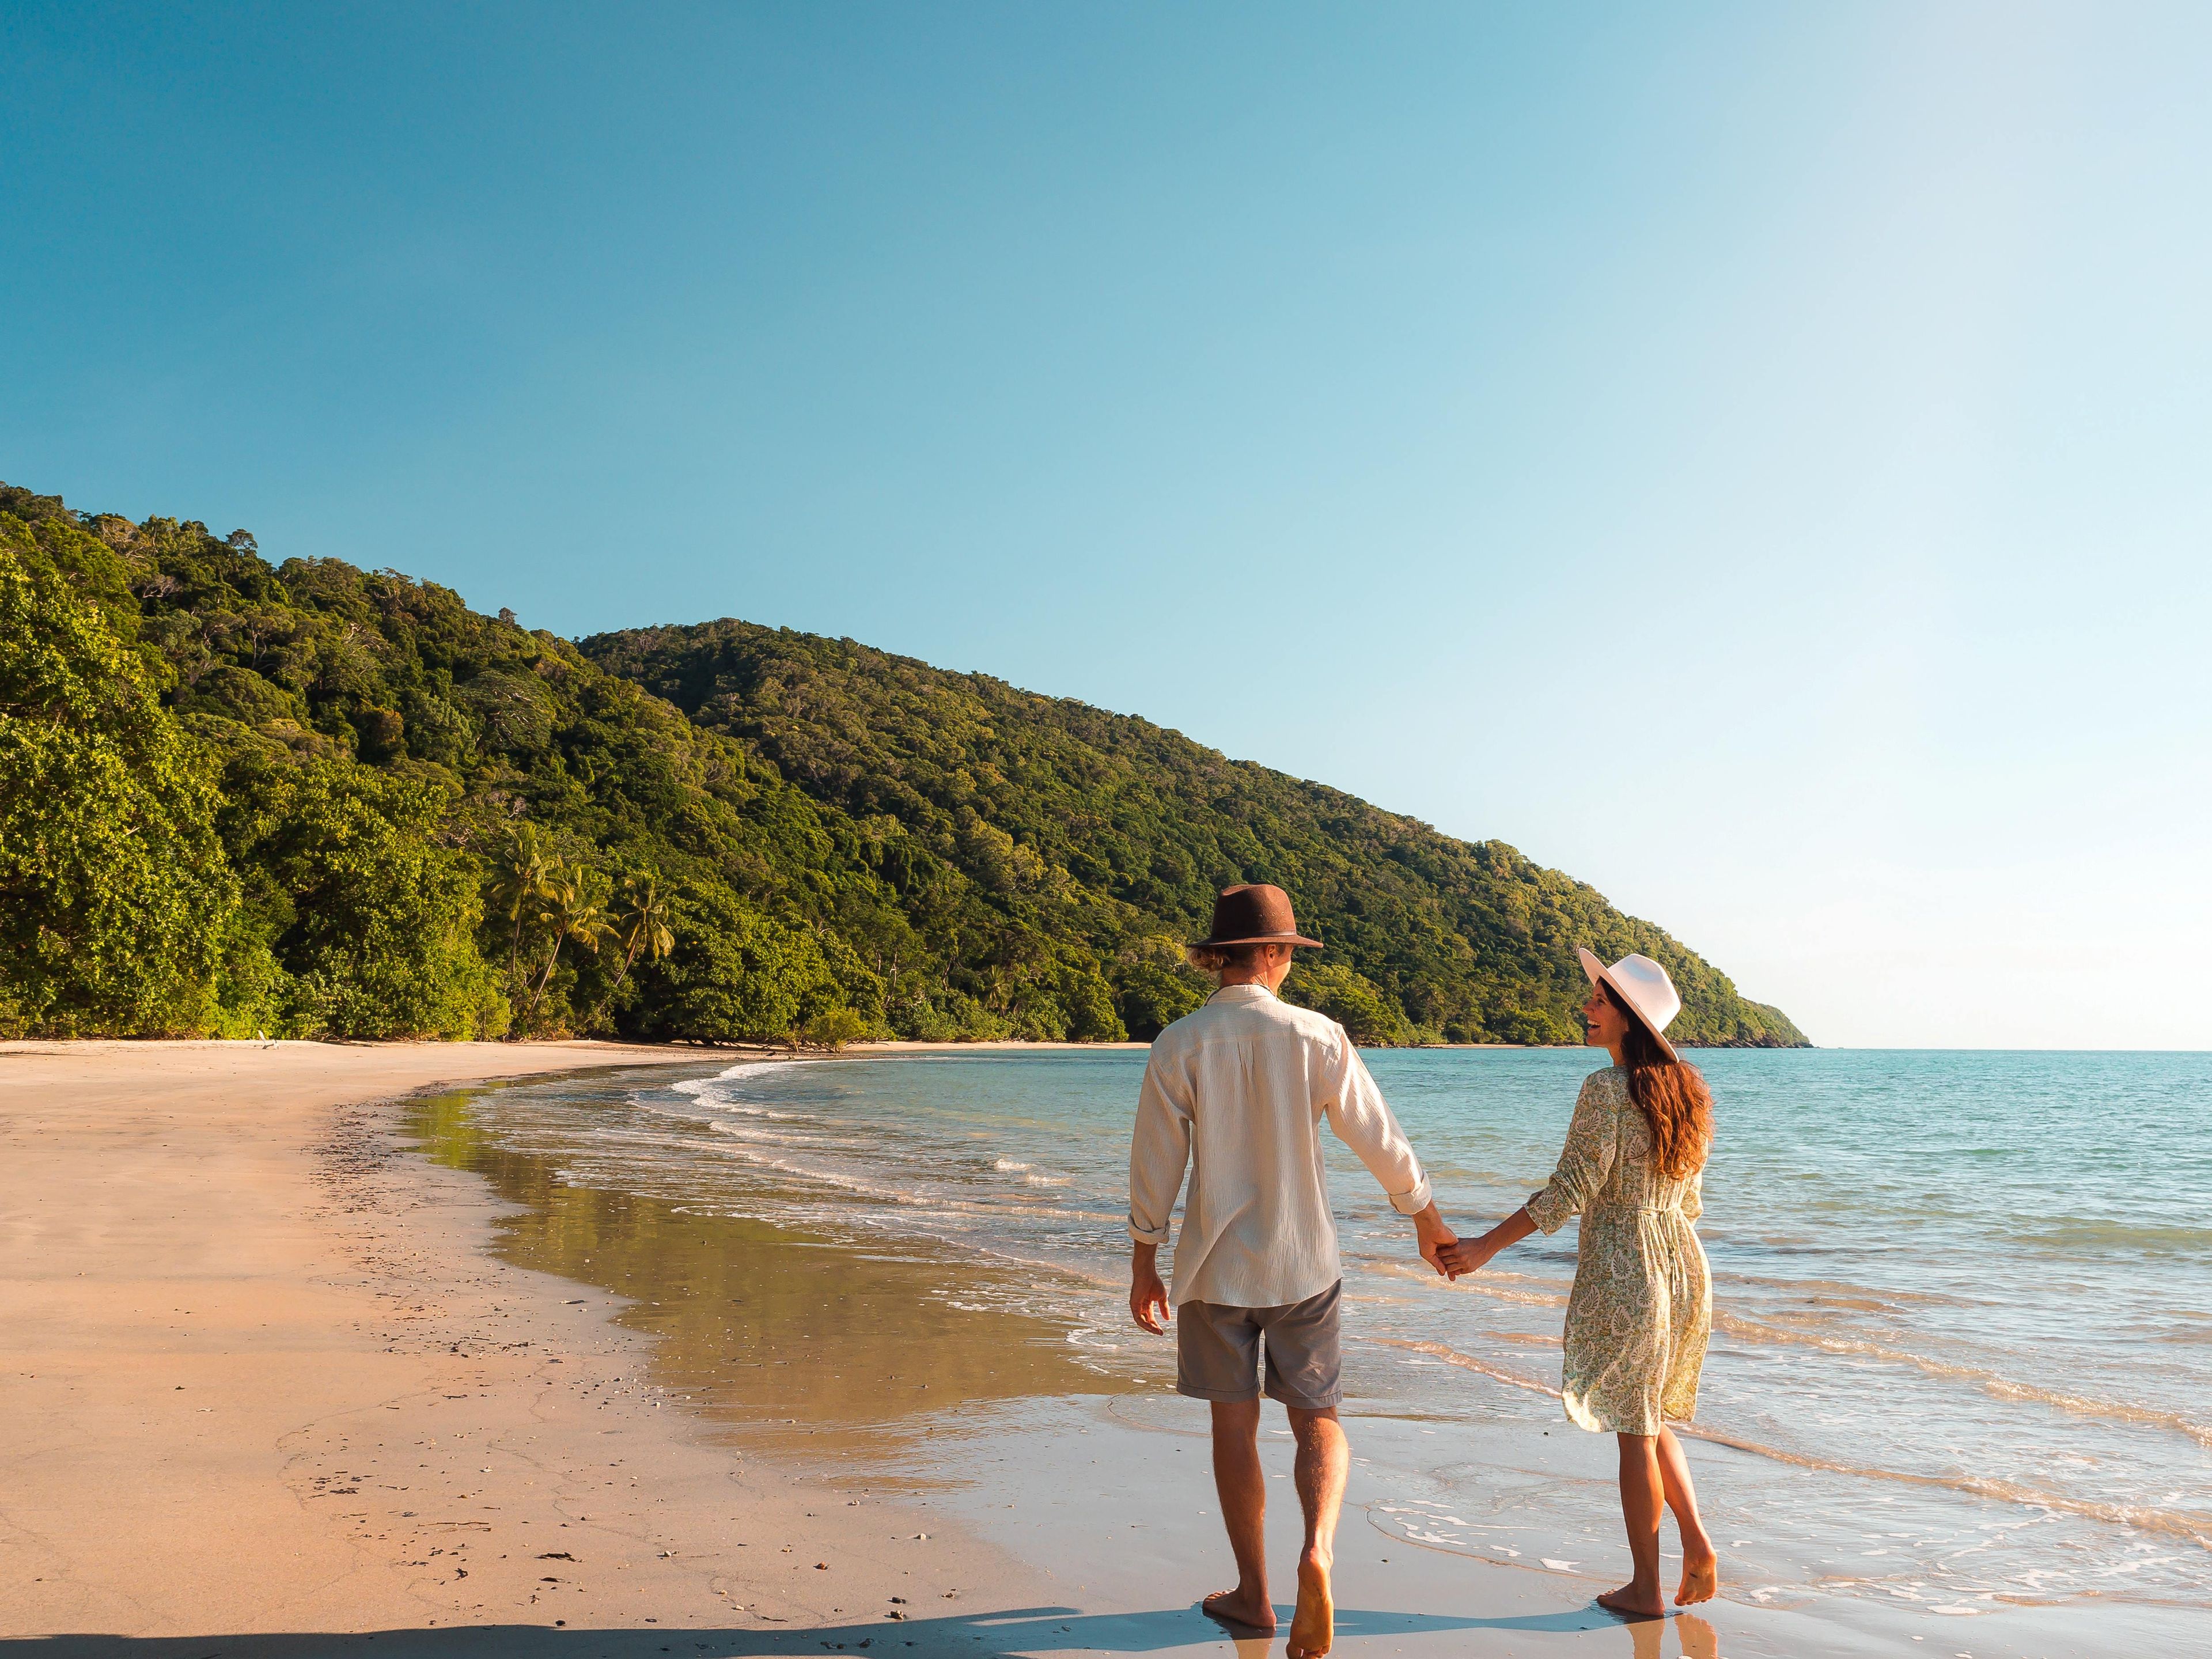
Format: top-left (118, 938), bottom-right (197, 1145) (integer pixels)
top-left (2, 1602), bottom-right (1721, 1659)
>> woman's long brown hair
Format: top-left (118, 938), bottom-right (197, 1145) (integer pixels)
top-left (1604, 983), bottom-right (1714, 1179)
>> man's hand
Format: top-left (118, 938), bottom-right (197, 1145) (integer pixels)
top-left (1130, 1242), bottom-right (1171, 1334)
top-left (1412, 1202), bottom-right (1457, 1278)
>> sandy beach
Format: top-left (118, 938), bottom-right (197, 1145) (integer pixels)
top-left (0, 1040), bottom-right (1043, 1656)
top-left (1, 1041), bottom-right (2147, 1659)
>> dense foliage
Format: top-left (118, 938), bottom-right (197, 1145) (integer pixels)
top-left (0, 482), bottom-right (1805, 1048)
top-left (0, 500), bottom-right (236, 1035)
top-left (584, 620), bottom-right (1807, 1048)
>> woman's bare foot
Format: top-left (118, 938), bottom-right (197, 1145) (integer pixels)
top-left (1286, 1551), bottom-right (1334, 1657)
top-left (1675, 1611), bottom-right (1721, 1658)
top-left (1200, 1584), bottom-right (1275, 1632)
top-left (1596, 1582), bottom-right (1667, 1619)
top-left (1676, 1543), bottom-right (1719, 1605)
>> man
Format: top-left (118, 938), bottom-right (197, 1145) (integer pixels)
top-left (1128, 884), bottom-right (1455, 1659)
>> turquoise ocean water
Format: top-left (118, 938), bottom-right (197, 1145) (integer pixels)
top-left (459, 1047), bottom-right (2211, 1631)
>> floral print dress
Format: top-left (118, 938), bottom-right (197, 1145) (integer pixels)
top-left (1525, 1066), bottom-right (1710, 1435)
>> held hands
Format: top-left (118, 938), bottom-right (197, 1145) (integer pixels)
top-left (1435, 1206), bottom-right (1535, 1281)
top-left (1433, 1235), bottom-right (1493, 1279)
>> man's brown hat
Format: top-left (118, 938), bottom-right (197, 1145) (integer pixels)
top-left (1193, 884), bottom-right (1322, 949)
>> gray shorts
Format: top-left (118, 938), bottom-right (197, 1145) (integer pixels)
top-left (1176, 1281), bottom-right (1342, 1410)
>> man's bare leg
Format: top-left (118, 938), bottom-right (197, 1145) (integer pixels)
top-left (1285, 1405), bottom-right (1347, 1658)
top-left (1201, 1399), bottom-right (1275, 1631)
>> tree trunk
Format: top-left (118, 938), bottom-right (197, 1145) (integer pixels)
top-left (523, 937), bottom-right (565, 1025)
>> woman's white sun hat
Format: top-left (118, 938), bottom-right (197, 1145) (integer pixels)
top-left (1577, 948), bottom-right (1683, 1064)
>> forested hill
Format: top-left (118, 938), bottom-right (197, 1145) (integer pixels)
top-left (1, 480), bottom-right (1804, 1047)
top-left (582, 620), bottom-right (1804, 1048)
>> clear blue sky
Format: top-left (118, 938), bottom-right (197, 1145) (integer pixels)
top-left (7, 3), bottom-right (2209, 1047)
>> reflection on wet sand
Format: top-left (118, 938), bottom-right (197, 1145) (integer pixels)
top-left (406, 1084), bottom-right (1136, 1467)
top-left (1676, 1610), bottom-right (1721, 1657)
top-left (1623, 1611), bottom-right (1722, 1659)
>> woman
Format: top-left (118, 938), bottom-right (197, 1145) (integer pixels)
top-left (1439, 949), bottom-right (1719, 1618)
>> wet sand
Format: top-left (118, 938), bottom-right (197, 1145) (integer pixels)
top-left (400, 1073), bottom-right (1911, 1658)
top-left (0, 1041), bottom-right (2143, 1657)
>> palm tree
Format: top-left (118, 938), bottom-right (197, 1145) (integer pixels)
top-left (585, 873), bottom-right (676, 1033)
top-left (488, 824), bottom-right (556, 997)
top-left (520, 857), bottom-right (613, 1028)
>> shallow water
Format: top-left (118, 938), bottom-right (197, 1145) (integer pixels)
top-left (415, 1046), bottom-right (2212, 1632)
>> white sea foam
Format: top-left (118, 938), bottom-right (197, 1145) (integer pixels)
top-left (669, 1059), bottom-right (809, 1101)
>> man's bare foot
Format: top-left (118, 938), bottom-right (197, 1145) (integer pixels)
top-left (1676, 1545), bottom-right (1719, 1606)
top-left (1200, 1585), bottom-right (1275, 1632)
top-left (1286, 1551), bottom-right (1334, 1658)
top-left (1596, 1582), bottom-right (1666, 1619)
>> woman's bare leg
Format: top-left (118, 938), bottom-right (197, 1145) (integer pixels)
top-left (1656, 1427), bottom-right (1718, 1604)
top-left (1595, 1433), bottom-right (1667, 1618)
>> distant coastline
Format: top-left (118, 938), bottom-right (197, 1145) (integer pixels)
top-left (0, 1032), bottom-right (1815, 1056)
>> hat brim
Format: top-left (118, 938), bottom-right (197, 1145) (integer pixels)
top-left (1577, 947), bottom-right (1680, 1064)
top-left (1194, 933), bottom-right (1323, 949)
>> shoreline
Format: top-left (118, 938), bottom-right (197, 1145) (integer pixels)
top-left (0, 1040), bottom-right (1043, 1654)
top-left (0, 1036), bottom-right (1831, 1059)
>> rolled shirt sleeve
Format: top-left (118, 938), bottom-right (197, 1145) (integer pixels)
top-left (1526, 1072), bottom-right (1619, 1234)
top-left (1321, 1031), bottom-right (1433, 1216)
top-left (1127, 1047), bottom-right (1192, 1245)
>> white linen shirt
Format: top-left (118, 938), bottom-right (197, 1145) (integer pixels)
top-left (1128, 982), bottom-right (1433, 1309)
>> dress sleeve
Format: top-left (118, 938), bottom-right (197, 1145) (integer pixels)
top-left (1525, 1072), bottom-right (1619, 1235)
top-left (1681, 1165), bottom-right (1704, 1223)
top-left (1321, 1027), bottom-right (1433, 1215)
top-left (1127, 1046), bottom-right (1192, 1245)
